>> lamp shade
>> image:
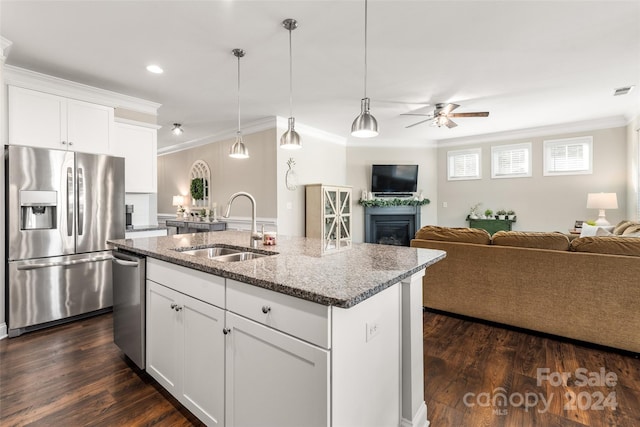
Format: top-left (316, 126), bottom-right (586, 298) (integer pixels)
top-left (229, 133), bottom-right (249, 159)
top-left (172, 195), bottom-right (185, 206)
top-left (351, 98), bottom-right (379, 138)
top-left (280, 117), bottom-right (302, 149)
top-left (586, 193), bottom-right (618, 209)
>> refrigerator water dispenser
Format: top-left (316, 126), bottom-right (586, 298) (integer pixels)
top-left (20, 190), bottom-right (57, 230)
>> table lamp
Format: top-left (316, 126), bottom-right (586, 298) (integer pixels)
top-left (586, 192), bottom-right (618, 226)
top-left (172, 195), bottom-right (185, 218)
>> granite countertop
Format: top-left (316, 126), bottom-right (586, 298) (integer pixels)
top-left (108, 230), bottom-right (446, 308)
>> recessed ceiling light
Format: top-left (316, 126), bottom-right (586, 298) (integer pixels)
top-left (172, 123), bottom-right (183, 135)
top-left (613, 86), bottom-right (634, 96)
top-left (146, 64), bottom-right (163, 74)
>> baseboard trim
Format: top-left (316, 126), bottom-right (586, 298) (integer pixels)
top-left (0, 322), bottom-right (8, 340)
top-left (400, 401), bottom-right (428, 427)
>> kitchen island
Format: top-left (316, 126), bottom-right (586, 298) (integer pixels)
top-left (109, 231), bottom-right (445, 427)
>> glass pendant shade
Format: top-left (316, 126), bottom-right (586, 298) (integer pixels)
top-left (351, 98), bottom-right (379, 137)
top-left (280, 117), bottom-right (302, 149)
top-left (229, 132), bottom-right (249, 159)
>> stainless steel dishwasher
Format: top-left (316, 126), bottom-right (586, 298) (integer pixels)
top-left (112, 250), bottom-right (146, 370)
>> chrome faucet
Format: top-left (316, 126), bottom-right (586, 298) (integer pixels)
top-left (223, 191), bottom-right (262, 248)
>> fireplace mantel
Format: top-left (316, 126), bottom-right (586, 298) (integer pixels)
top-left (364, 205), bottom-right (421, 246)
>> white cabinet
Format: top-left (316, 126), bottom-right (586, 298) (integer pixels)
top-left (112, 122), bottom-right (157, 193)
top-left (146, 260), bottom-right (226, 427)
top-left (305, 184), bottom-right (352, 251)
top-left (8, 86), bottom-right (113, 154)
top-left (225, 312), bottom-right (329, 427)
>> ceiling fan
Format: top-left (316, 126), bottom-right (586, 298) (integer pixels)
top-left (403, 103), bottom-right (489, 129)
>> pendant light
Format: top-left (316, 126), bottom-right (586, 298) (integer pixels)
top-left (229, 48), bottom-right (249, 159)
top-left (351, 0), bottom-right (378, 138)
top-left (280, 18), bottom-right (302, 150)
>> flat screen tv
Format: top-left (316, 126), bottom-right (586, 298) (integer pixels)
top-left (371, 164), bottom-right (419, 194)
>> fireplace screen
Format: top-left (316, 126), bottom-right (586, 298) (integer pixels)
top-left (370, 216), bottom-right (415, 246)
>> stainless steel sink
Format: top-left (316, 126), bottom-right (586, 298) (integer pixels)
top-left (175, 245), bottom-right (271, 262)
top-left (179, 247), bottom-right (242, 258)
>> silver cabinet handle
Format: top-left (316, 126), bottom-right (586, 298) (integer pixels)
top-left (68, 141), bottom-right (73, 146)
top-left (112, 258), bottom-right (139, 267)
top-left (222, 328), bottom-right (231, 335)
top-left (61, 141), bottom-right (67, 145)
top-left (262, 305), bottom-right (271, 314)
top-left (17, 254), bottom-right (113, 270)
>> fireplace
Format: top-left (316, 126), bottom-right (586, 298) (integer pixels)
top-left (364, 206), bottom-right (421, 246)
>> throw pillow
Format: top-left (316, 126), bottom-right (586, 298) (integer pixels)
top-left (595, 227), bottom-right (613, 236)
top-left (579, 224), bottom-right (614, 237)
top-left (622, 224), bottom-right (640, 236)
top-left (613, 220), bottom-right (639, 235)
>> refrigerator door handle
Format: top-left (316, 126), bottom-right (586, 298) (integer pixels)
top-left (77, 167), bottom-right (84, 236)
top-left (16, 254), bottom-right (113, 271)
top-left (67, 167), bottom-right (74, 236)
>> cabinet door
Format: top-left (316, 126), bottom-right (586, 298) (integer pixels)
top-left (338, 188), bottom-right (351, 247)
top-left (322, 187), bottom-right (339, 247)
top-left (225, 312), bottom-right (329, 427)
top-left (146, 280), bottom-right (180, 394)
top-left (113, 123), bottom-right (157, 192)
top-left (181, 295), bottom-right (225, 426)
top-left (66, 99), bottom-right (113, 154)
top-left (8, 86), bottom-right (66, 149)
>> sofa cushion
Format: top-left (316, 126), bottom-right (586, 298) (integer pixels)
top-left (613, 220), bottom-right (640, 235)
top-left (491, 231), bottom-right (570, 251)
top-left (570, 236), bottom-right (640, 257)
top-left (414, 225), bottom-right (491, 244)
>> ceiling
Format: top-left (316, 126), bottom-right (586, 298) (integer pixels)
top-left (1, 0), bottom-right (639, 151)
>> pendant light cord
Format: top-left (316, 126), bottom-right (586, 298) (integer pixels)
top-left (288, 26), bottom-right (294, 118)
top-left (363, 0), bottom-right (368, 99)
top-left (237, 54), bottom-right (241, 133)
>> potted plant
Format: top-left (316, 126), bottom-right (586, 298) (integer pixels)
top-left (496, 209), bottom-right (507, 220)
top-left (507, 209), bottom-right (516, 220)
top-left (484, 209), bottom-right (494, 219)
top-left (469, 202), bottom-right (482, 219)
top-left (190, 178), bottom-right (204, 206)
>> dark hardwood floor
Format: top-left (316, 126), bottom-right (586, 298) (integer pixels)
top-left (1, 311), bottom-right (639, 426)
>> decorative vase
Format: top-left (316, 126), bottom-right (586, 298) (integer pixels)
top-left (508, 214), bottom-right (516, 220)
top-left (498, 215), bottom-right (506, 220)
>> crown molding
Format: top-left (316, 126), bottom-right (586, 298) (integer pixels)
top-left (0, 37), bottom-right (12, 62)
top-left (436, 116), bottom-right (628, 148)
top-left (158, 117), bottom-right (276, 155)
top-left (3, 65), bottom-right (161, 115)
top-left (114, 117), bottom-right (162, 130)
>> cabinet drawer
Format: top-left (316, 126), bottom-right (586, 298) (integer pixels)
top-left (147, 258), bottom-right (224, 308)
top-left (227, 279), bottom-right (331, 349)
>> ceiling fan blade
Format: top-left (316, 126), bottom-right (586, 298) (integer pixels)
top-left (448, 112), bottom-right (490, 118)
top-left (405, 118), bottom-right (433, 128)
top-left (445, 118), bottom-right (458, 128)
top-left (441, 103), bottom-right (460, 114)
top-left (400, 113), bottom-right (433, 117)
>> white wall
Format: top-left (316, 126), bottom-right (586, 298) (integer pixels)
top-left (125, 193), bottom-right (158, 227)
top-left (437, 126), bottom-right (628, 232)
top-left (0, 38), bottom-right (9, 338)
top-left (276, 118), bottom-right (347, 237)
top-left (627, 116), bottom-right (640, 220)
top-left (346, 145), bottom-right (438, 243)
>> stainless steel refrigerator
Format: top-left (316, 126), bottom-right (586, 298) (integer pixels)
top-left (5, 145), bottom-right (124, 337)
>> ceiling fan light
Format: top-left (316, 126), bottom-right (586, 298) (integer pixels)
top-left (280, 117), bottom-right (302, 149)
top-left (229, 133), bottom-right (249, 159)
top-left (171, 123), bottom-right (183, 135)
top-left (351, 98), bottom-right (378, 138)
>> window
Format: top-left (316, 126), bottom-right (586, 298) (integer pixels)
top-left (491, 143), bottom-right (532, 178)
top-left (447, 148), bottom-right (481, 181)
top-left (543, 136), bottom-right (593, 176)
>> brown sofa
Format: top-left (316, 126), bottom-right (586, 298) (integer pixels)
top-left (411, 225), bottom-right (640, 353)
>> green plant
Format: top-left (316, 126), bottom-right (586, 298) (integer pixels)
top-left (190, 178), bottom-right (204, 201)
top-left (469, 202), bottom-right (482, 215)
top-left (496, 209), bottom-right (507, 215)
top-left (484, 209), bottom-right (493, 217)
top-left (507, 209), bottom-right (515, 215)
top-left (358, 198), bottom-right (430, 207)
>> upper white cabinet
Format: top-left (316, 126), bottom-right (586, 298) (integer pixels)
top-left (112, 122), bottom-right (158, 193)
top-left (8, 85), bottom-right (113, 154)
